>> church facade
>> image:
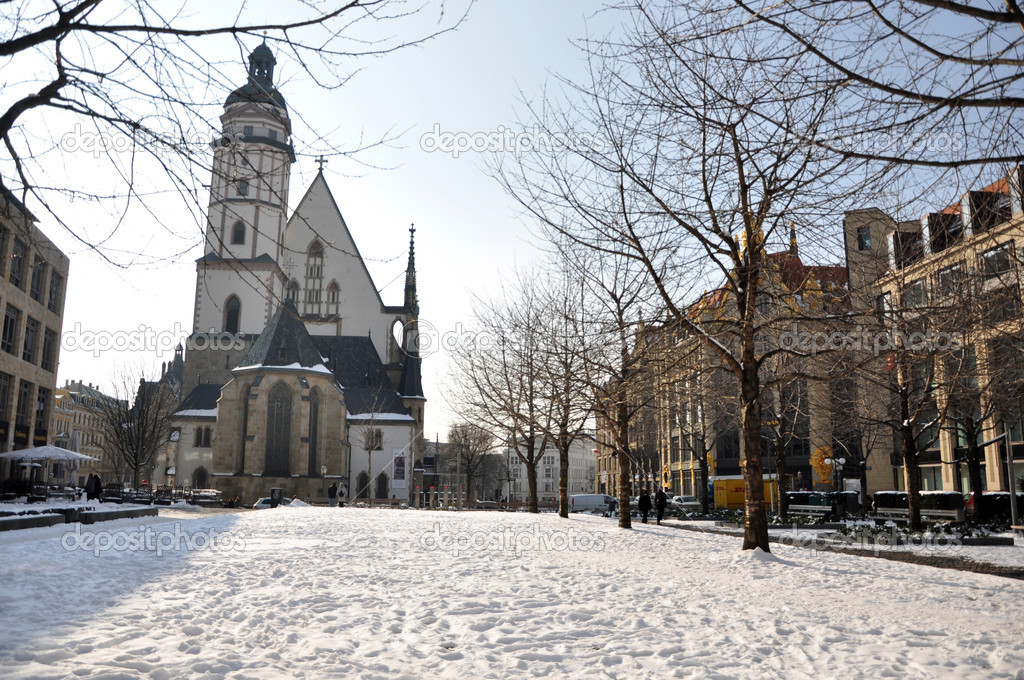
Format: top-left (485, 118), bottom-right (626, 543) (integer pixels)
top-left (157, 42), bottom-right (425, 503)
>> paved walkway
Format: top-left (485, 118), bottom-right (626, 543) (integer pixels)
top-left (664, 520), bottom-right (1024, 581)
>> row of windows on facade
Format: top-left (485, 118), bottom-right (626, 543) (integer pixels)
top-left (0, 226), bottom-right (64, 314)
top-left (881, 240), bottom-right (1022, 312)
top-left (2, 304), bottom-right (58, 371)
top-left (0, 372), bottom-right (50, 437)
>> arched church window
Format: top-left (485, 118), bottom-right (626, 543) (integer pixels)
top-left (224, 296), bottom-right (241, 334)
top-left (307, 389), bottom-right (320, 476)
top-left (327, 281), bottom-right (340, 316)
top-left (231, 221), bottom-right (245, 245)
top-left (238, 384), bottom-right (251, 474)
top-left (287, 280), bottom-right (299, 304)
top-left (194, 428), bottom-right (203, 447)
top-left (203, 427), bottom-right (212, 448)
top-left (265, 382), bottom-right (292, 477)
top-left (304, 240), bottom-right (325, 315)
top-left (376, 472), bottom-right (389, 499)
top-left (356, 471), bottom-right (369, 499)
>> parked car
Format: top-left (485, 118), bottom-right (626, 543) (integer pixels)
top-left (671, 495), bottom-right (700, 511)
top-left (252, 496), bottom-right (293, 509)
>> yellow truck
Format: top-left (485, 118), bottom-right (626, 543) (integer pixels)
top-left (712, 476), bottom-right (779, 510)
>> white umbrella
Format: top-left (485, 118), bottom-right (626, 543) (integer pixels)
top-left (0, 446), bottom-right (99, 462)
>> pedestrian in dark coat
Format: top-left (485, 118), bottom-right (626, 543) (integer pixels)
top-left (327, 482), bottom-right (338, 508)
top-left (638, 489), bottom-right (652, 524)
top-left (94, 476), bottom-right (103, 503)
top-left (84, 474), bottom-right (96, 500)
top-left (655, 489), bottom-right (667, 525)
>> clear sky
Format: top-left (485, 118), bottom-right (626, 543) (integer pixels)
top-left (41, 0), bottom-right (615, 441)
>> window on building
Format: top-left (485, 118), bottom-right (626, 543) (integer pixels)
top-left (856, 225), bottom-right (871, 251)
top-left (2, 305), bottom-right (20, 355)
top-left (980, 243), bottom-right (1012, 280)
top-left (29, 257), bottom-right (46, 302)
top-left (0, 372), bottom-right (11, 423)
top-left (268, 130), bottom-right (278, 141)
top-left (194, 427), bottom-right (203, 447)
top-left (22, 317), bottom-right (38, 364)
top-left (286, 280), bottom-right (299, 303)
top-left (936, 262), bottom-right (966, 298)
top-left (224, 296), bottom-right (240, 334)
top-left (35, 387), bottom-right (50, 432)
top-left (544, 467), bottom-right (552, 478)
top-left (902, 280), bottom-right (927, 308)
top-left (231, 221), bottom-right (245, 244)
top-left (15, 380), bottom-right (32, 426)
top-left (203, 427), bottom-right (211, 448)
top-left (367, 428), bottom-right (383, 451)
top-left (265, 383), bottom-right (292, 476)
top-left (243, 125), bottom-right (253, 137)
top-left (0, 225), bottom-right (7, 278)
top-left (304, 241), bottom-right (325, 315)
top-left (237, 180), bottom-right (249, 196)
top-left (307, 389), bottom-right (320, 476)
top-left (875, 292), bottom-right (892, 324)
top-left (47, 271), bottom-right (63, 314)
top-left (9, 240), bottom-right (26, 288)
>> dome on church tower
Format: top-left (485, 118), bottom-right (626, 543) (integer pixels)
top-left (225, 41), bottom-right (288, 112)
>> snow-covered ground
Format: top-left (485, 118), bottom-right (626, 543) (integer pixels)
top-left (1, 508), bottom-right (1023, 679)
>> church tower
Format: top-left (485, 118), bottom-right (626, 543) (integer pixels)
top-left (193, 41), bottom-right (296, 336)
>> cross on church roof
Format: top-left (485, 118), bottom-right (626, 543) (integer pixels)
top-left (315, 155), bottom-right (328, 171)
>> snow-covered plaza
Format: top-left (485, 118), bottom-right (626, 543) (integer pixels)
top-left (1, 507), bottom-right (1022, 679)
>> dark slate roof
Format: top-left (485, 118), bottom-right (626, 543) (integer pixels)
top-left (196, 252), bottom-right (277, 265)
top-left (311, 335), bottom-right (391, 389)
top-left (398, 349), bottom-right (424, 399)
top-left (343, 387), bottom-right (411, 418)
top-left (239, 299), bottom-right (326, 368)
top-left (177, 383), bottom-right (224, 412)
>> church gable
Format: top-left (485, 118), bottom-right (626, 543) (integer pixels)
top-left (283, 171), bottom-right (387, 318)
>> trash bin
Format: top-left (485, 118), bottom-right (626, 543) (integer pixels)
top-left (270, 488), bottom-right (284, 508)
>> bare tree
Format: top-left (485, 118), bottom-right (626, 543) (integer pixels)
top-left (494, 5), bottom-right (857, 549)
top-left (446, 422), bottom-right (494, 506)
top-left (1, 0), bottom-right (471, 262)
top-left (449, 269), bottom-right (552, 513)
top-left (726, 0), bottom-right (1024, 170)
top-left (98, 367), bottom-right (178, 490)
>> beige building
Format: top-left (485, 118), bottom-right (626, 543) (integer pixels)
top-left (844, 169), bottom-right (1024, 495)
top-left (0, 184), bottom-right (69, 492)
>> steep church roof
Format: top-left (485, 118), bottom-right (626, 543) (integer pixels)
top-left (311, 335), bottom-right (412, 416)
top-left (238, 299), bottom-right (326, 369)
top-left (175, 383), bottom-right (223, 417)
top-left (398, 348), bottom-right (424, 399)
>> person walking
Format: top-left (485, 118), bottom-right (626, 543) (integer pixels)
top-left (655, 488), bottom-right (667, 525)
top-left (638, 489), bottom-right (652, 524)
top-left (94, 476), bottom-right (103, 503)
top-left (84, 474), bottom-right (96, 501)
top-left (327, 482), bottom-right (338, 508)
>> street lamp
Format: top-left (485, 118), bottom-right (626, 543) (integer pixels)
top-left (825, 456), bottom-right (846, 518)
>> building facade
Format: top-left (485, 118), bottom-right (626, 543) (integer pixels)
top-left (0, 185), bottom-right (69, 490)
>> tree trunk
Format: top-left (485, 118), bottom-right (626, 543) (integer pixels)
top-left (526, 460), bottom-right (539, 513)
top-left (967, 442), bottom-right (987, 523)
top-left (617, 398), bottom-right (632, 529)
top-left (558, 438), bottom-right (569, 518)
top-left (740, 381), bottom-right (770, 551)
top-left (902, 426), bottom-right (923, 532)
top-left (775, 438), bottom-right (790, 520)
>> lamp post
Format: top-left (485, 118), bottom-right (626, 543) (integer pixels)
top-left (825, 456), bottom-right (846, 518)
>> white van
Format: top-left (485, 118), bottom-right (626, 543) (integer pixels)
top-left (570, 494), bottom-right (618, 515)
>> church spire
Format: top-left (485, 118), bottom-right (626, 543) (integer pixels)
top-left (404, 224), bottom-right (418, 313)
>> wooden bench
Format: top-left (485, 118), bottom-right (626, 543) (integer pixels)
top-left (873, 507), bottom-right (965, 523)
top-left (787, 504), bottom-right (831, 517)
top-left (1011, 525), bottom-right (1024, 537)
